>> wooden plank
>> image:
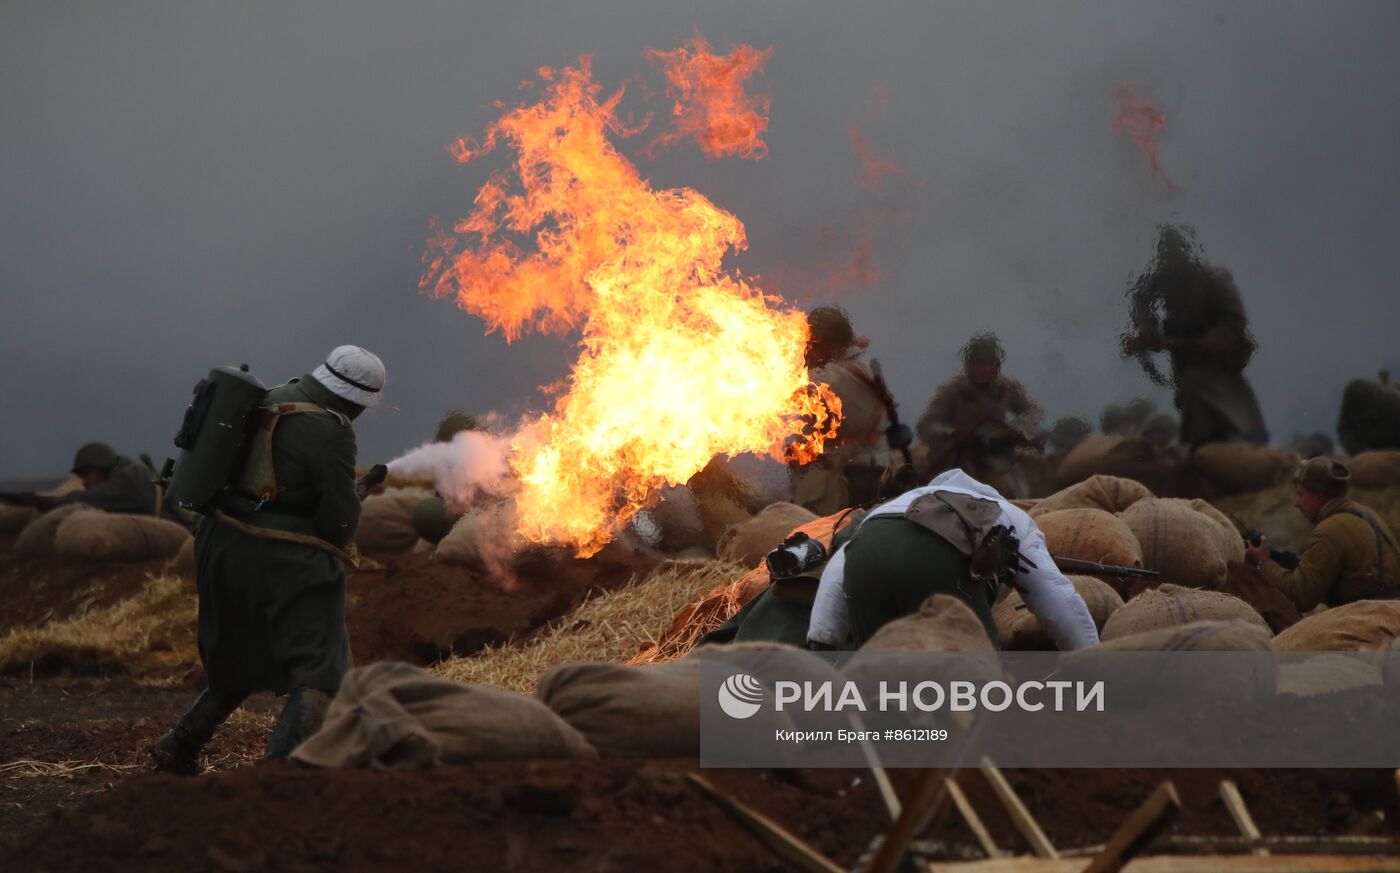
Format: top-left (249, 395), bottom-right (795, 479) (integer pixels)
top-left (1220, 780), bottom-right (1268, 857)
top-left (863, 767), bottom-right (950, 873)
top-left (1062, 835), bottom-right (1399, 857)
top-left (686, 773), bottom-right (845, 873)
top-left (979, 757), bottom-right (1058, 860)
top-left (1083, 781), bottom-right (1182, 873)
top-left (946, 777), bottom-right (1003, 859)
top-left (926, 856), bottom-right (1400, 873)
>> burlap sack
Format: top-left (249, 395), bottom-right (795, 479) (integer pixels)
top-left (1055, 435), bottom-right (1164, 488)
top-left (53, 512), bottom-right (191, 562)
top-left (0, 505), bottom-right (38, 534)
top-left (536, 659), bottom-right (707, 758)
top-left (716, 502), bottom-right (819, 568)
top-left (1271, 601), bottom-right (1400, 652)
top-left (292, 661), bottom-right (596, 769)
top-left (1119, 498), bottom-right (1231, 588)
top-left (1276, 654), bottom-right (1383, 696)
top-left (355, 488), bottom-right (430, 555)
top-left (860, 594), bottom-right (996, 652)
top-left (1092, 619), bottom-right (1274, 653)
top-left (434, 503), bottom-right (519, 570)
top-left (1347, 451), bottom-right (1400, 489)
top-left (14, 504), bottom-right (100, 558)
top-left (994, 576), bottom-right (1124, 650)
top-left (1034, 508), bottom-right (1143, 570)
top-left (168, 535), bottom-right (197, 577)
top-left (1185, 499), bottom-right (1247, 563)
top-left (1190, 443), bottom-right (1298, 494)
top-left (1101, 584), bottom-right (1271, 642)
top-left (1030, 475), bottom-right (1151, 518)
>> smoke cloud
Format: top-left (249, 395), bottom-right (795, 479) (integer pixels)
top-left (386, 430), bottom-right (514, 510)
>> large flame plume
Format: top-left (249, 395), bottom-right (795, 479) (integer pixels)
top-left (644, 36), bottom-right (772, 160)
top-left (1111, 81), bottom-right (1180, 191)
top-left (423, 57), bottom-right (838, 556)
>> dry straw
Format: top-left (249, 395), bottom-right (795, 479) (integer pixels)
top-left (0, 574), bottom-right (198, 678)
top-left (433, 559), bottom-right (745, 694)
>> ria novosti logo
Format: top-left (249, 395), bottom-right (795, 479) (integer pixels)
top-left (718, 673), bottom-right (764, 719)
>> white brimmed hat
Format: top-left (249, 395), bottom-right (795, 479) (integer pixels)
top-left (312, 345), bottom-right (386, 408)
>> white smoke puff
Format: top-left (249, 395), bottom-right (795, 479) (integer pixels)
top-left (386, 429), bottom-right (514, 510)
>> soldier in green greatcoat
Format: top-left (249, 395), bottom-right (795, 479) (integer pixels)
top-left (151, 345), bottom-right (386, 773)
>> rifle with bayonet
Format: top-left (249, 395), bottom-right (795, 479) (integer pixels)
top-left (1052, 556), bottom-right (1161, 579)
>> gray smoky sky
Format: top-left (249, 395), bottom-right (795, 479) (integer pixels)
top-left (3, 1), bottom-right (1399, 480)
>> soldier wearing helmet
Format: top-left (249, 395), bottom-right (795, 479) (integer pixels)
top-left (1245, 456), bottom-right (1400, 610)
top-left (793, 306), bottom-right (901, 514)
top-left (152, 345), bottom-right (386, 774)
top-left (914, 331), bottom-right (1045, 498)
top-left (41, 442), bottom-right (163, 514)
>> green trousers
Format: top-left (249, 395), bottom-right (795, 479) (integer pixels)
top-left (842, 515), bottom-right (996, 647)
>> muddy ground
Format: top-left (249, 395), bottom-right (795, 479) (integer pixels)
top-left (2, 536), bottom-right (1400, 870)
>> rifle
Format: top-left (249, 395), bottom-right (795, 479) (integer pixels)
top-left (1244, 530), bottom-right (1301, 571)
top-left (867, 358), bottom-right (913, 464)
top-left (1052, 556), bottom-right (1161, 579)
top-left (0, 491), bottom-right (57, 511)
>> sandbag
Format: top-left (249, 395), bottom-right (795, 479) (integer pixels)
top-left (1055, 435), bottom-right (1167, 489)
top-left (0, 505), bottom-right (38, 534)
top-left (355, 488), bottom-right (430, 555)
top-left (53, 512), bottom-right (191, 562)
top-left (292, 661), bottom-right (596, 769)
top-left (434, 504), bottom-right (515, 570)
top-left (689, 458), bottom-right (763, 550)
top-left (1034, 508), bottom-right (1143, 571)
top-left (1185, 499), bottom-right (1247, 563)
top-left (1030, 475), bottom-right (1151, 518)
top-left (1091, 619), bottom-right (1273, 653)
top-left (1119, 498), bottom-right (1231, 589)
top-left (1271, 601), bottom-right (1400, 652)
top-left (14, 504), bottom-right (101, 558)
top-left (536, 659), bottom-right (707, 758)
top-left (716, 502), bottom-right (819, 568)
top-left (860, 594), bottom-right (996, 653)
top-left (1276, 654), bottom-right (1382, 696)
top-left (168, 535), bottom-right (197, 577)
top-left (1101, 584), bottom-right (1271, 642)
top-left (1347, 451), bottom-right (1400, 489)
top-left (994, 576), bottom-right (1124, 650)
top-left (1222, 561), bottom-right (1303, 634)
top-left (1190, 443), bottom-right (1298, 494)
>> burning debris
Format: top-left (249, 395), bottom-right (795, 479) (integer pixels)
top-left (644, 35), bottom-right (772, 160)
top-left (1110, 81), bottom-right (1180, 191)
top-left (422, 56), bottom-right (838, 556)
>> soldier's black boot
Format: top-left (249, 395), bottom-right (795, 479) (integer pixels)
top-left (264, 687), bottom-right (333, 759)
top-left (150, 689), bottom-right (247, 775)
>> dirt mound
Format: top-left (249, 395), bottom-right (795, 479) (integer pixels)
top-left (346, 543), bottom-right (663, 665)
top-left (0, 549), bottom-right (170, 635)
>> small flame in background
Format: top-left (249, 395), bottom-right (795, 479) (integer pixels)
top-left (644, 36), bottom-right (772, 159)
top-left (422, 54), bottom-right (839, 557)
top-left (1111, 81), bottom-right (1180, 191)
top-left (849, 86), bottom-right (899, 190)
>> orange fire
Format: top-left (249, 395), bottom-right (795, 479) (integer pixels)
top-left (1111, 81), bottom-right (1179, 191)
top-left (644, 36), bottom-right (772, 160)
top-left (423, 58), bottom-right (838, 556)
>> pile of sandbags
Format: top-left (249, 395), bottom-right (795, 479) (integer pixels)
top-left (1034, 508), bottom-right (1144, 571)
top-left (715, 502), bottom-right (818, 568)
top-left (0, 505), bottom-right (38, 534)
top-left (355, 488), bottom-right (431, 555)
top-left (1091, 619), bottom-right (1273, 652)
top-left (1030, 475), bottom-right (1151, 517)
top-left (1100, 584), bottom-right (1271, 642)
top-left (1118, 498), bottom-right (1237, 589)
top-left (53, 512), bottom-right (191, 562)
top-left (1271, 601), bottom-right (1400, 652)
top-left (1347, 450), bottom-right (1400, 489)
top-left (1062, 620), bottom-right (1277, 703)
top-left (14, 504), bottom-right (100, 558)
top-left (993, 576), bottom-right (1124, 650)
top-left (860, 595), bottom-right (995, 652)
top-left (292, 661), bottom-right (597, 769)
top-left (1190, 443), bottom-right (1298, 494)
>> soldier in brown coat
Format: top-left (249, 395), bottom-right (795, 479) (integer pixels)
top-left (1245, 456), bottom-right (1400, 610)
top-left (915, 332), bottom-right (1044, 498)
